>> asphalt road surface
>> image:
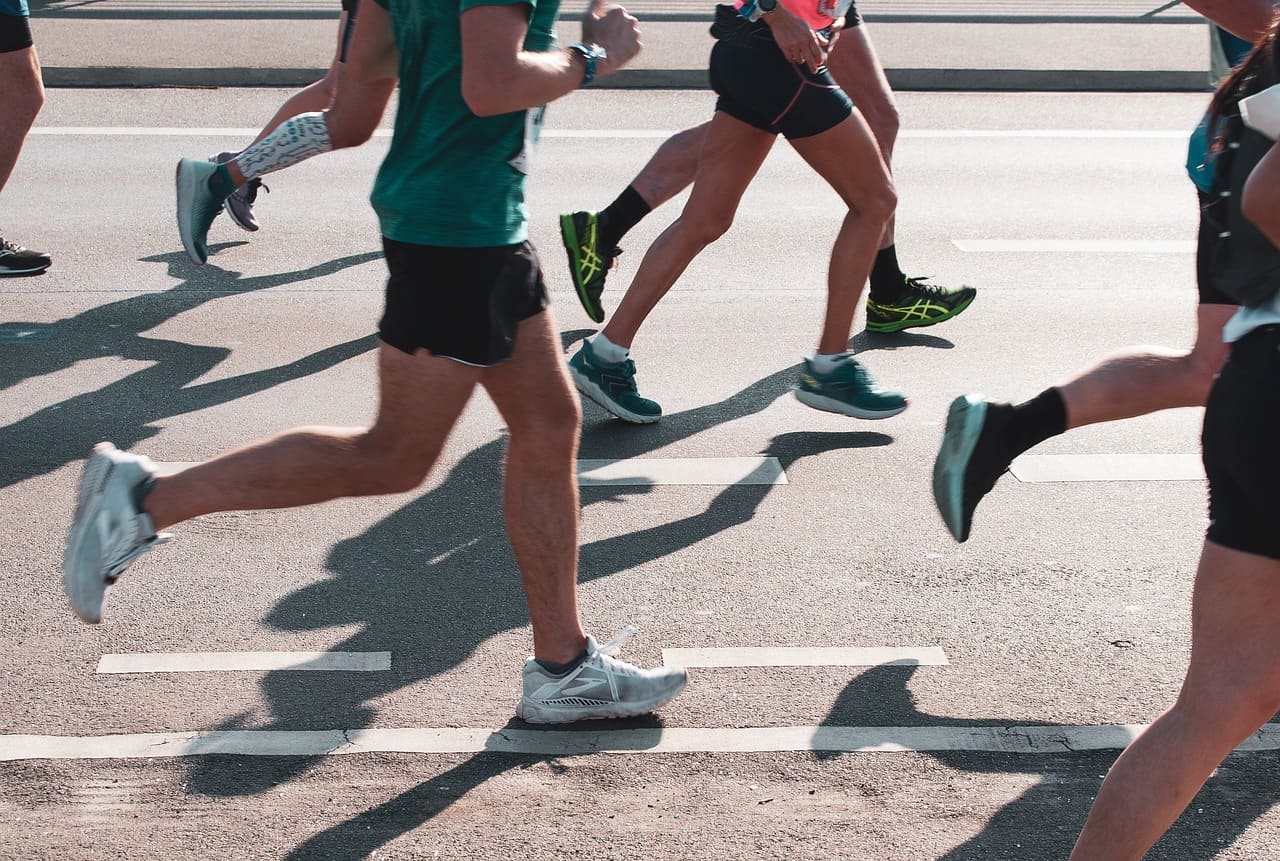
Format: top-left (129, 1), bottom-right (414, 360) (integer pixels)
top-left (2, 88), bottom-right (1275, 860)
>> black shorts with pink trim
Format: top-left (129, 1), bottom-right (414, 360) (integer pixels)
top-left (708, 4), bottom-right (852, 140)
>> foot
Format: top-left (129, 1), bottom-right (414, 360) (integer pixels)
top-left (176, 158), bottom-right (232, 265)
top-left (63, 443), bottom-right (170, 624)
top-left (568, 338), bottom-right (662, 424)
top-left (516, 631), bottom-right (688, 724)
top-left (932, 394), bottom-right (1013, 542)
top-left (794, 355), bottom-right (907, 419)
top-left (560, 211), bottom-right (621, 323)
top-left (212, 152), bottom-right (267, 232)
top-left (866, 276), bottom-right (977, 333)
top-left (0, 236), bottom-right (52, 276)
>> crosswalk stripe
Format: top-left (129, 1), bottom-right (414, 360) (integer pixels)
top-left (6, 723), bottom-right (1280, 760)
top-left (953, 239), bottom-right (1196, 253)
top-left (95, 651), bottom-right (391, 674)
top-left (1012, 454), bottom-right (1203, 483)
top-left (662, 647), bottom-right (948, 667)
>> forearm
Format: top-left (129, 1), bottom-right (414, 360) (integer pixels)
top-left (1183, 0), bottom-right (1275, 42)
top-left (1243, 143), bottom-right (1280, 245)
top-left (463, 47), bottom-right (590, 117)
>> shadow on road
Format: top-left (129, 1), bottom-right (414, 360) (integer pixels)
top-left (0, 249), bottom-right (382, 490)
top-left (817, 664), bottom-right (1280, 859)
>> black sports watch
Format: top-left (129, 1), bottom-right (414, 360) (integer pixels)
top-left (757, 0), bottom-right (778, 14)
top-left (568, 43), bottom-right (607, 88)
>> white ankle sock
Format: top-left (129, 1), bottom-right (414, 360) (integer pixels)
top-left (810, 351), bottom-right (852, 375)
top-left (234, 112), bottom-right (333, 182)
top-left (591, 333), bottom-right (630, 364)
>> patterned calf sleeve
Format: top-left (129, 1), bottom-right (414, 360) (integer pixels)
top-left (234, 112), bottom-right (333, 182)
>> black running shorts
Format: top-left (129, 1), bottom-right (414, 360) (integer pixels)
top-left (845, 0), bottom-right (863, 27)
top-left (339, 0), bottom-right (359, 63)
top-left (1202, 324), bottom-right (1280, 560)
top-left (1196, 190), bottom-right (1240, 306)
top-left (0, 12), bottom-right (32, 53)
top-left (378, 238), bottom-right (551, 367)
top-left (708, 4), bottom-right (853, 141)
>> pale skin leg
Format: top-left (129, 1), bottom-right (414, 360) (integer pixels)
top-left (1056, 303), bottom-right (1235, 429)
top-left (1068, 541), bottom-right (1280, 861)
top-left (143, 326), bottom-right (588, 663)
top-left (0, 45), bottom-right (44, 196)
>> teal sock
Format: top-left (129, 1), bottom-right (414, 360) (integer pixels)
top-left (207, 164), bottom-right (236, 199)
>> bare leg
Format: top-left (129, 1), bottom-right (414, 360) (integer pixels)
top-left (1069, 541), bottom-right (1280, 860)
top-left (826, 23), bottom-right (900, 248)
top-left (1058, 303), bottom-right (1234, 429)
top-left (0, 46), bottom-right (44, 195)
top-left (602, 113), bottom-right (776, 347)
top-left (629, 123), bottom-right (709, 209)
top-left (481, 309), bottom-right (588, 663)
top-left (788, 111), bottom-right (897, 353)
top-left (142, 343), bottom-right (479, 529)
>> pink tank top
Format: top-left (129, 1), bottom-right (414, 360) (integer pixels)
top-left (734, 0), bottom-right (852, 32)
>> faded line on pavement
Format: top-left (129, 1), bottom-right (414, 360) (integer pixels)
top-left (662, 647), bottom-right (947, 668)
top-left (1011, 454), bottom-right (1203, 483)
top-left (28, 127), bottom-right (1190, 140)
top-left (156, 457), bottom-right (787, 487)
top-left (96, 651), bottom-right (391, 674)
top-left (6, 724), bottom-right (1280, 761)
top-left (953, 239), bottom-right (1196, 254)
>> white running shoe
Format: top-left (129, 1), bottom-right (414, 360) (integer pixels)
top-left (63, 443), bottom-right (170, 624)
top-left (516, 628), bottom-right (688, 724)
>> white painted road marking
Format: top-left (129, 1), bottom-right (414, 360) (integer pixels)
top-left (96, 651), bottom-right (391, 674)
top-left (5, 723), bottom-right (1279, 760)
top-left (158, 458), bottom-right (788, 487)
top-left (29, 127), bottom-right (1191, 140)
top-left (1012, 454), bottom-right (1204, 483)
top-left (578, 457), bottom-right (786, 486)
top-left (953, 239), bottom-right (1196, 254)
top-left (662, 647), bottom-right (948, 668)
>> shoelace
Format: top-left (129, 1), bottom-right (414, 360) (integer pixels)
top-left (904, 275), bottom-right (950, 297)
top-left (597, 625), bottom-right (639, 657)
top-left (244, 179), bottom-right (270, 205)
top-left (0, 238), bottom-right (23, 253)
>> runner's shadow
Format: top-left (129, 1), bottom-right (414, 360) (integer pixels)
top-left (0, 250), bottom-right (381, 490)
top-left (184, 362), bottom-right (890, 797)
top-left (818, 665), bottom-right (1280, 858)
top-left (850, 330), bottom-right (954, 352)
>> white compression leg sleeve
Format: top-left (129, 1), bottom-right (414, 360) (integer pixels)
top-left (234, 112), bottom-right (333, 182)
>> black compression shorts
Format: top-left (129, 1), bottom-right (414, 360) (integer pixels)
top-left (708, 4), bottom-right (853, 140)
top-left (378, 239), bottom-right (551, 367)
top-left (1203, 324), bottom-right (1280, 560)
top-left (0, 11), bottom-right (32, 53)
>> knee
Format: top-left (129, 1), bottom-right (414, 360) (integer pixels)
top-left (352, 431), bottom-right (438, 494)
top-left (328, 119), bottom-right (375, 150)
top-left (506, 392), bottom-right (582, 453)
top-left (857, 178), bottom-right (897, 229)
top-left (683, 207), bottom-right (736, 246)
top-left (866, 101), bottom-right (901, 155)
top-left (12, 77), bottom-right (43, 126)
top-left (1177, 681), bottom-right (1280, 743)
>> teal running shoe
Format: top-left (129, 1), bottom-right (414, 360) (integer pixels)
top-left (175, 158), bottom-right (231, 265)
top-left (568, 339), bottom-right (661, 424)
top-left (794, 355), bottom-right (907, 419)
top-left (932, 394), bottom-right (1011, 543)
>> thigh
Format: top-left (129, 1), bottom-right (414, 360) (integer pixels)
top-left (480, 308), bottom-right (580, 431)
top-left (826, 24), bottom-right (897, 155)
top-left (788, 108), bottom-right (892, 210)
top-left (683, 111), bottom-right (776, 224)
top-left (369, 340), bottom-right (481, 453)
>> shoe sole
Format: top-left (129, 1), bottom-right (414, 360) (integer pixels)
top-left (559, 214), bottom-right (606, 324)
top-left (865, 294), bottom-right (977, 334)
top-left (224, 199), bottom-right (259, 233)
top-left (793, 388), bottom-right (908, 420)
top-left (932, 394), bottom-right (987, 543)
top-left (515, 675), bottom-right (688, 724)
top-left (63, 443), bottom-right (119, 624)
top-left (175, 159), bottom-right (208, 265)
top-left (569, 365), bottom-right (661, 425)
top-left (0, 261), bottom-right (52, 276)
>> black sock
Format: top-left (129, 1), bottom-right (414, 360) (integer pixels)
top-left (535, 650), bottom-right (588, 676)
top-left (868, 245), bottom-right (906, 303)
top-left (1003, 388), bottom-right (1068, 458)
top-left (597, 185), bottom-right (651, 251)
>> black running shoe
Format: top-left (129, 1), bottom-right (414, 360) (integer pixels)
top-left (932, 395), bottom-right (1014, 542)
top-left (560, 210), bottom-right (621, 323)
top-left (866, 276), bottom-right (976, 333)
top-left (0, 236), bottom-right (52, 276)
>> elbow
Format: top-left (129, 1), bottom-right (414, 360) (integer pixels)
top-left (1243, 172), bottom-right (1280, 247)
top-left (461, 76), bottom-right (505, 117)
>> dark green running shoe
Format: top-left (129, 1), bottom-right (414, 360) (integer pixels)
top-left (932, 394), bottom-right (1013, 542)
top-left (866, 276), bottom-right (976, 333)
top-left (794, 355), bottom-right (907, 419)
top-left (568, 339), bottom-right (661, 424)
top-left (560, 211), bottom-right (621, 323)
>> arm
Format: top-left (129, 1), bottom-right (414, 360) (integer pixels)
top-left (759, 4), bottom-right (826, 72)
top-left (1182, 0), bottom-right (1275, 43)
top-left (1243, 142), bottom-right (1280, 245)
top-left (345, 0), bottom-right (400, 83)
top-left (460, 2), bottom-right (641, 117)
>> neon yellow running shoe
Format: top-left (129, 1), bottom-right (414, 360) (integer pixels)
top-left (866, 276), bottom-right (976, 333)
top-left (560, 211), bottom-right (621, 323)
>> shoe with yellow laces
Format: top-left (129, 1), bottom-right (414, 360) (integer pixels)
top-left (865, 276), bottom-right (976, 333)
top-left (560, 210), bottom-right (622, 323)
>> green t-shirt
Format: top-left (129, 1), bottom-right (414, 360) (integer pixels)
top-left (371, 0), bottom-right (561, 247)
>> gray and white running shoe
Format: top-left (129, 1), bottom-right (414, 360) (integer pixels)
top-left (63, 443), bottom-right (170, 624)
top-left (516, 628), bottom-right (688, 723)
top-left (210, 151), bottom-right (267, 232)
